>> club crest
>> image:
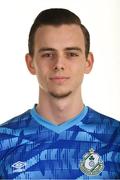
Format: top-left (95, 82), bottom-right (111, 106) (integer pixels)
top-left (80, 148), bottom-right (104, 176)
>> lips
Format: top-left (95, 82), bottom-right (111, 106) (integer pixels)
top-left (49, 76), bottom-right (70, 83)
top-left (50, 76), bottom-right (70, 80)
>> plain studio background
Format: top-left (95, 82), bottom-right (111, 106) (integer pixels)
top-left (0, 0), bottom-right (120, 123)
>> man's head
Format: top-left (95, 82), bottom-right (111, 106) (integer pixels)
top-left (26, 8), bottom-right (93, 99)
top-left (28, 8), bottom-right (90, 58)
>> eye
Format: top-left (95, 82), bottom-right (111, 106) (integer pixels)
top-left (41, 53), bottom-right (53, 58)
top-left (67, 52), bottom-right (79, 58)
top-left (41, 52), bottom-right (55, 59)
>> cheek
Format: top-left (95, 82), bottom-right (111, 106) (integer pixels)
top-left (72, 65), bottom-right (85, 85)
top-left (36, 66), bottom-right (49, 83)
top-left (35, 61), bottom-right (46, 75)
top-left (72, 62), bottom-right (85, 76)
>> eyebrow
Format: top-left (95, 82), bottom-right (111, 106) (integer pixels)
top-left (64, 47), bottom-right (82, 52)
top-left (38, 47), bottom-right (82, 53)
top-left (38, 48), bottom-right (56, 53)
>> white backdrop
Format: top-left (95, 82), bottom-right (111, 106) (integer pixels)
top-left (0, 0), bottom-right (120, 123)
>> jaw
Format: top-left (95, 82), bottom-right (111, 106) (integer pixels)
top-left (49, 90), bottom-right (72, 99)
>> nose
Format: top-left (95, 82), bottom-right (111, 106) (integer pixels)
top-left (53, 56), bottom-right (65, 72)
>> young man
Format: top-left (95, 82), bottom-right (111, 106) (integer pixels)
top-left (0, 8), bottom-right (120, 179)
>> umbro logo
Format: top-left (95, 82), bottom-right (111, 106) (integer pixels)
top-left (12, 161), bottom-right (26, 173)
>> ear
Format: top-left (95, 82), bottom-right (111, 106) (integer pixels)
top-left (25, 53), bottom-right (36, 75)
top-left (84, 52), bottom-right (94, 74)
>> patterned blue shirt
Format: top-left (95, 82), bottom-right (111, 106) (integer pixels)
top-left (0, 106), bottom-right (120, 179)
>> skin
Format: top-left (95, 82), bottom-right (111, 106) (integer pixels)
top-left (25, 24), bottom-right (94, 124)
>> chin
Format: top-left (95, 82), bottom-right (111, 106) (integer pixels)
top-left (49, 91), bottom-right (72, 99)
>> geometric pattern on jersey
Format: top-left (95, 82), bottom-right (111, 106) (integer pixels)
top-left (0, 105), bottom-right (120, 179)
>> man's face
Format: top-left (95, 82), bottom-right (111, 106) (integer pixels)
top-left (26, 24), bottom-right (93, 99)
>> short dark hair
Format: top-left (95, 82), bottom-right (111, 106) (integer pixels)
top-left (28, 8), bottom-right (90, 57)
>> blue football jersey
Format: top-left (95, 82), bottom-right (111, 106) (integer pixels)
top-left (0, 105), bottom-right (120, 179)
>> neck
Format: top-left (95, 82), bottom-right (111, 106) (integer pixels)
top-left (36, 89), bottom-right (84, 125)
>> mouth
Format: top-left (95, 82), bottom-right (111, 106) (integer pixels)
top-left (49, 76), bottom-right (70, 83)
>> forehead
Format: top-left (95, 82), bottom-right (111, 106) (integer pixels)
top-left (34, 24), bottom-right (85, 49)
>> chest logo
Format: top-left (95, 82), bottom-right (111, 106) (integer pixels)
top-left (80, 148), bottom-right (104, 176)
top-left (12, 161), bottom-right (26, 173)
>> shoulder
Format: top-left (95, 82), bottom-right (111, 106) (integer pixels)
top-left (86, 106), bottom-right (120, 127)
top-left (0, 109), bottom-right (31, 128)
top-left (0, 109), bottom-right (31, 161)
top-left (82, 106), bottom-right (120, 142)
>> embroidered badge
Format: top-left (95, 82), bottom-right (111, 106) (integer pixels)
top-left (12, 161), bottom-right (26, 173)
top-left (80, 148), bottom-right (104, 176)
